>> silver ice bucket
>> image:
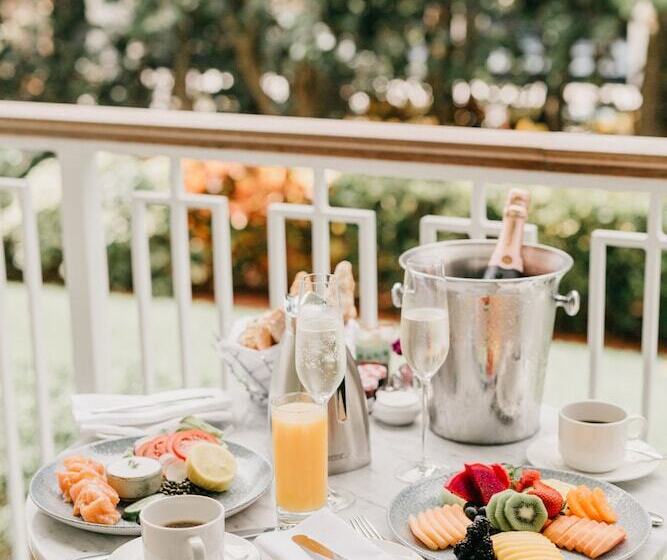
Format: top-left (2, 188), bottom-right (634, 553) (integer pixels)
top-left (394, 240), bottom-right (580, 444)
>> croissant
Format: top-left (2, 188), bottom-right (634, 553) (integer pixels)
top-left (238, 321), bottom-right (273, 350)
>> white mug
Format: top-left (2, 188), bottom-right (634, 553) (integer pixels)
top-left (140, 495), bottom-right (225, 560)
top-left (559, 400), bottom-right (647, 473)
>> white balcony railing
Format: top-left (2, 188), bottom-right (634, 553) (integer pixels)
top-left (0, 101), bottom-right (666, 558)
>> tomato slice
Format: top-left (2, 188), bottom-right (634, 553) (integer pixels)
top-left (168, 429), bottom-right (219, 460)
top-left (136, 435), bottom-right (170, 459)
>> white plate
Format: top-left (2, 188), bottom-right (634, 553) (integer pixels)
top-left (30, 437), bottom-right (272, 536)
top-left (109, 534), bottom-right (260, 560)
top-left (526, 434), bottom-right (661, 483)
top-left (388, 467), bottom-right (651, 560)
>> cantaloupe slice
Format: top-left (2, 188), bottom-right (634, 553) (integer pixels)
top-left (592, 487), bottom-right (618, 523)
top-left (567, 488), bottom-right (588, 518)
top-left (566, 486), bottom-right (618, 523)
top-left (577, 487), bottom-right (603, 519)
top-left (407, 504), bottom-right (471, 551)
top-left (409, 514), bottom-right (438, 550)
top-left (542, 515), bottom-right (627, 558)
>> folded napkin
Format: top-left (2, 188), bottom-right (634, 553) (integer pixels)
top-left (255, 510), bottom-right (393, 560)
top-left (72, 388), bottom-right (234, 435)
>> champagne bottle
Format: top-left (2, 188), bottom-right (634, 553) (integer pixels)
top-left (483, 189), bottom-right (531, 279)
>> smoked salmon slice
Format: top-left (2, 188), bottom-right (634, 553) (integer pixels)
top-left (70, 478), bottom-right (119, 509)
top-left (408, 504), bottom-right (471, 550)
top-left (56, 456), bottom-right (120, 526)
top-left (77, 493), bottom-right (121, 525)
top-left (57, 467), bottom-right (105, 501)
top-left (62, 456), bottom-right (106, 478)
top-left (543, 515), bottom-right (626, 558)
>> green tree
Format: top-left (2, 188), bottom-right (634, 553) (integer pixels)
top-left (638, 1), bottom-right (667, 135)
top-left (0, 0), bottom-right (638, 130)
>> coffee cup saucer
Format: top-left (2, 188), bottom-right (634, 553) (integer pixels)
top-left (109, 533), bottom-right (260, 560)
top-left (526, 434), bottom-right (661, 483)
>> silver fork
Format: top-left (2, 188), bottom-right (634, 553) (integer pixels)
top-left (349, 515), bottom-right (385, 540)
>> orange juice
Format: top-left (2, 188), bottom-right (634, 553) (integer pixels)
top-left (271, 396), bottom-right (327, 519)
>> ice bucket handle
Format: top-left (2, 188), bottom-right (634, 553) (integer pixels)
top-left (554, 290), bottom-right (580, 316)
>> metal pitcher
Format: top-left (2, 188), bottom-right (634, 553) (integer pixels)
top-left (394, 240), bottom-right (579, 444)
top-left (270, 295), bottom-right (371, 474)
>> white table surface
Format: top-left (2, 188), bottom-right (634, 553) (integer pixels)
top-left (27, 406), bottom-right (667, 560)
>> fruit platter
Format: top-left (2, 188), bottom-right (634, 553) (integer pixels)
top-left (29, 417), bottom-right (272, 536)
top-left (388, 462), bottom-right (651, 560)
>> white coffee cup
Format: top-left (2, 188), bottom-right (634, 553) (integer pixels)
top-left (559, 400), bottom-right (647, 473)
top-left (140, 495), bottom-right (225, 560)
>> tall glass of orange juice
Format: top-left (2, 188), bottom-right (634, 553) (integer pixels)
top-left (271, 392), bottom-right (327, 527)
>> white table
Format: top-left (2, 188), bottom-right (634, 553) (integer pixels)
top-left (27, 407), bottom-right (667, 559)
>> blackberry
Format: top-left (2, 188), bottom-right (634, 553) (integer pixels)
top-left (454, 517), bottom-right (496, 560)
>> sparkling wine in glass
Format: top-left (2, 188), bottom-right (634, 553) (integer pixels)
top-left (396, 255), bottom-right (450, 483)
top-left (295, 273), bottom-right (355, 511)
top-left (295, 304), bottom-right (346, 403)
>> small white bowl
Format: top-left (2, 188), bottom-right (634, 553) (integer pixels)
top-left (372, 389), bottom-right (420, 426)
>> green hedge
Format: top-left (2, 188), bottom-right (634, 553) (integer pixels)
top-left (2, 156), bottom-right (665, 342)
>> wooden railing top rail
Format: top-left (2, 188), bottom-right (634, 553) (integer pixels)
top-left (0, 101), bottom-right (666, 179)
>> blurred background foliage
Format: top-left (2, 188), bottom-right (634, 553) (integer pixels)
top-left (1, 0), bottom-right (665, 131)
top-left (1, 0), bottom-right (666, 344)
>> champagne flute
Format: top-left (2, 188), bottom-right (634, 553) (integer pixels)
top-left (396, 255), bottom-right (450, 483)
top-left (294, 273), bottom-right (355, 511)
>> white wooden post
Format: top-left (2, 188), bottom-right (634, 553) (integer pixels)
top-left (641, 193), bottom-right (663, 428)
top-left (17, 181), bottom-right (54, 461)
top-left (0, 217), bottom-right (28, 560)
top-left (470, 183), bottom-right (487, 239)
top-left (267, 204), bottom-right (288, 309)
top-left (587, 231), bottom-right (607, 399)
top-left (58, 147), bottom-right (110, 392)
top-left (169, 158), bottom-right (195, 387)
top-left (312, 168), bottom-right (331, 276)
top-left (131, 197), bottom-right (156, 393)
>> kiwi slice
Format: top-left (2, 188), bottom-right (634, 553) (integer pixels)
top-left (503, 492), bottom-right (548, 532)
top-left (488, 490), bottom-right (515, 532)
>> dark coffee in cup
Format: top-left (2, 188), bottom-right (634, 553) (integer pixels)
top-left (163, 521), bottom-right (205, 529)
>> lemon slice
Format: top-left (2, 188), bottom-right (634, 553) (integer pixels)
top-left (186, 442), bottom-right (237, 492)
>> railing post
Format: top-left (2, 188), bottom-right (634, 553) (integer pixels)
top-left (587, 232), bottom-right (607, 399)
top-left (312, 168), bottom-right (331, 275)
top-left (470, 183), bottom-right (487, 239)
top-left (169, 158), bottom-right (195, 387)
top-left (641, 192), bottom-right (663, 430)
top-left (58, 147), bottom-right (110, 392)
top-left (267, 205), bottom-right (288, 308)
top-left (0, 211), bottom-right (28, 560)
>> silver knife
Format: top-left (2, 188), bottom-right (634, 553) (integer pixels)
top-left (292, 534), bottom-right (349, 560)
top-left (230, 526), bottom-right (276, 539)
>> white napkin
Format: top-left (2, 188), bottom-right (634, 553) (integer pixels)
top-left (72, 388), bottom-right (233, 429)
top-left (255, 510), bottom-right (393, 560)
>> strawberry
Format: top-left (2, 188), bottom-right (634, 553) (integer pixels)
top-left (445, 469), bottom-right (481, 504)
top-left (464, 463), bottom-right (507, 505)
top-left (528, 480), bottom-right (564, 518)
top-left (513, 468), bottom-right (541, 492)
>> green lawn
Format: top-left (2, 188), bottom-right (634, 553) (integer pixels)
top-left (2, 281), bottom-right (666, 556)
